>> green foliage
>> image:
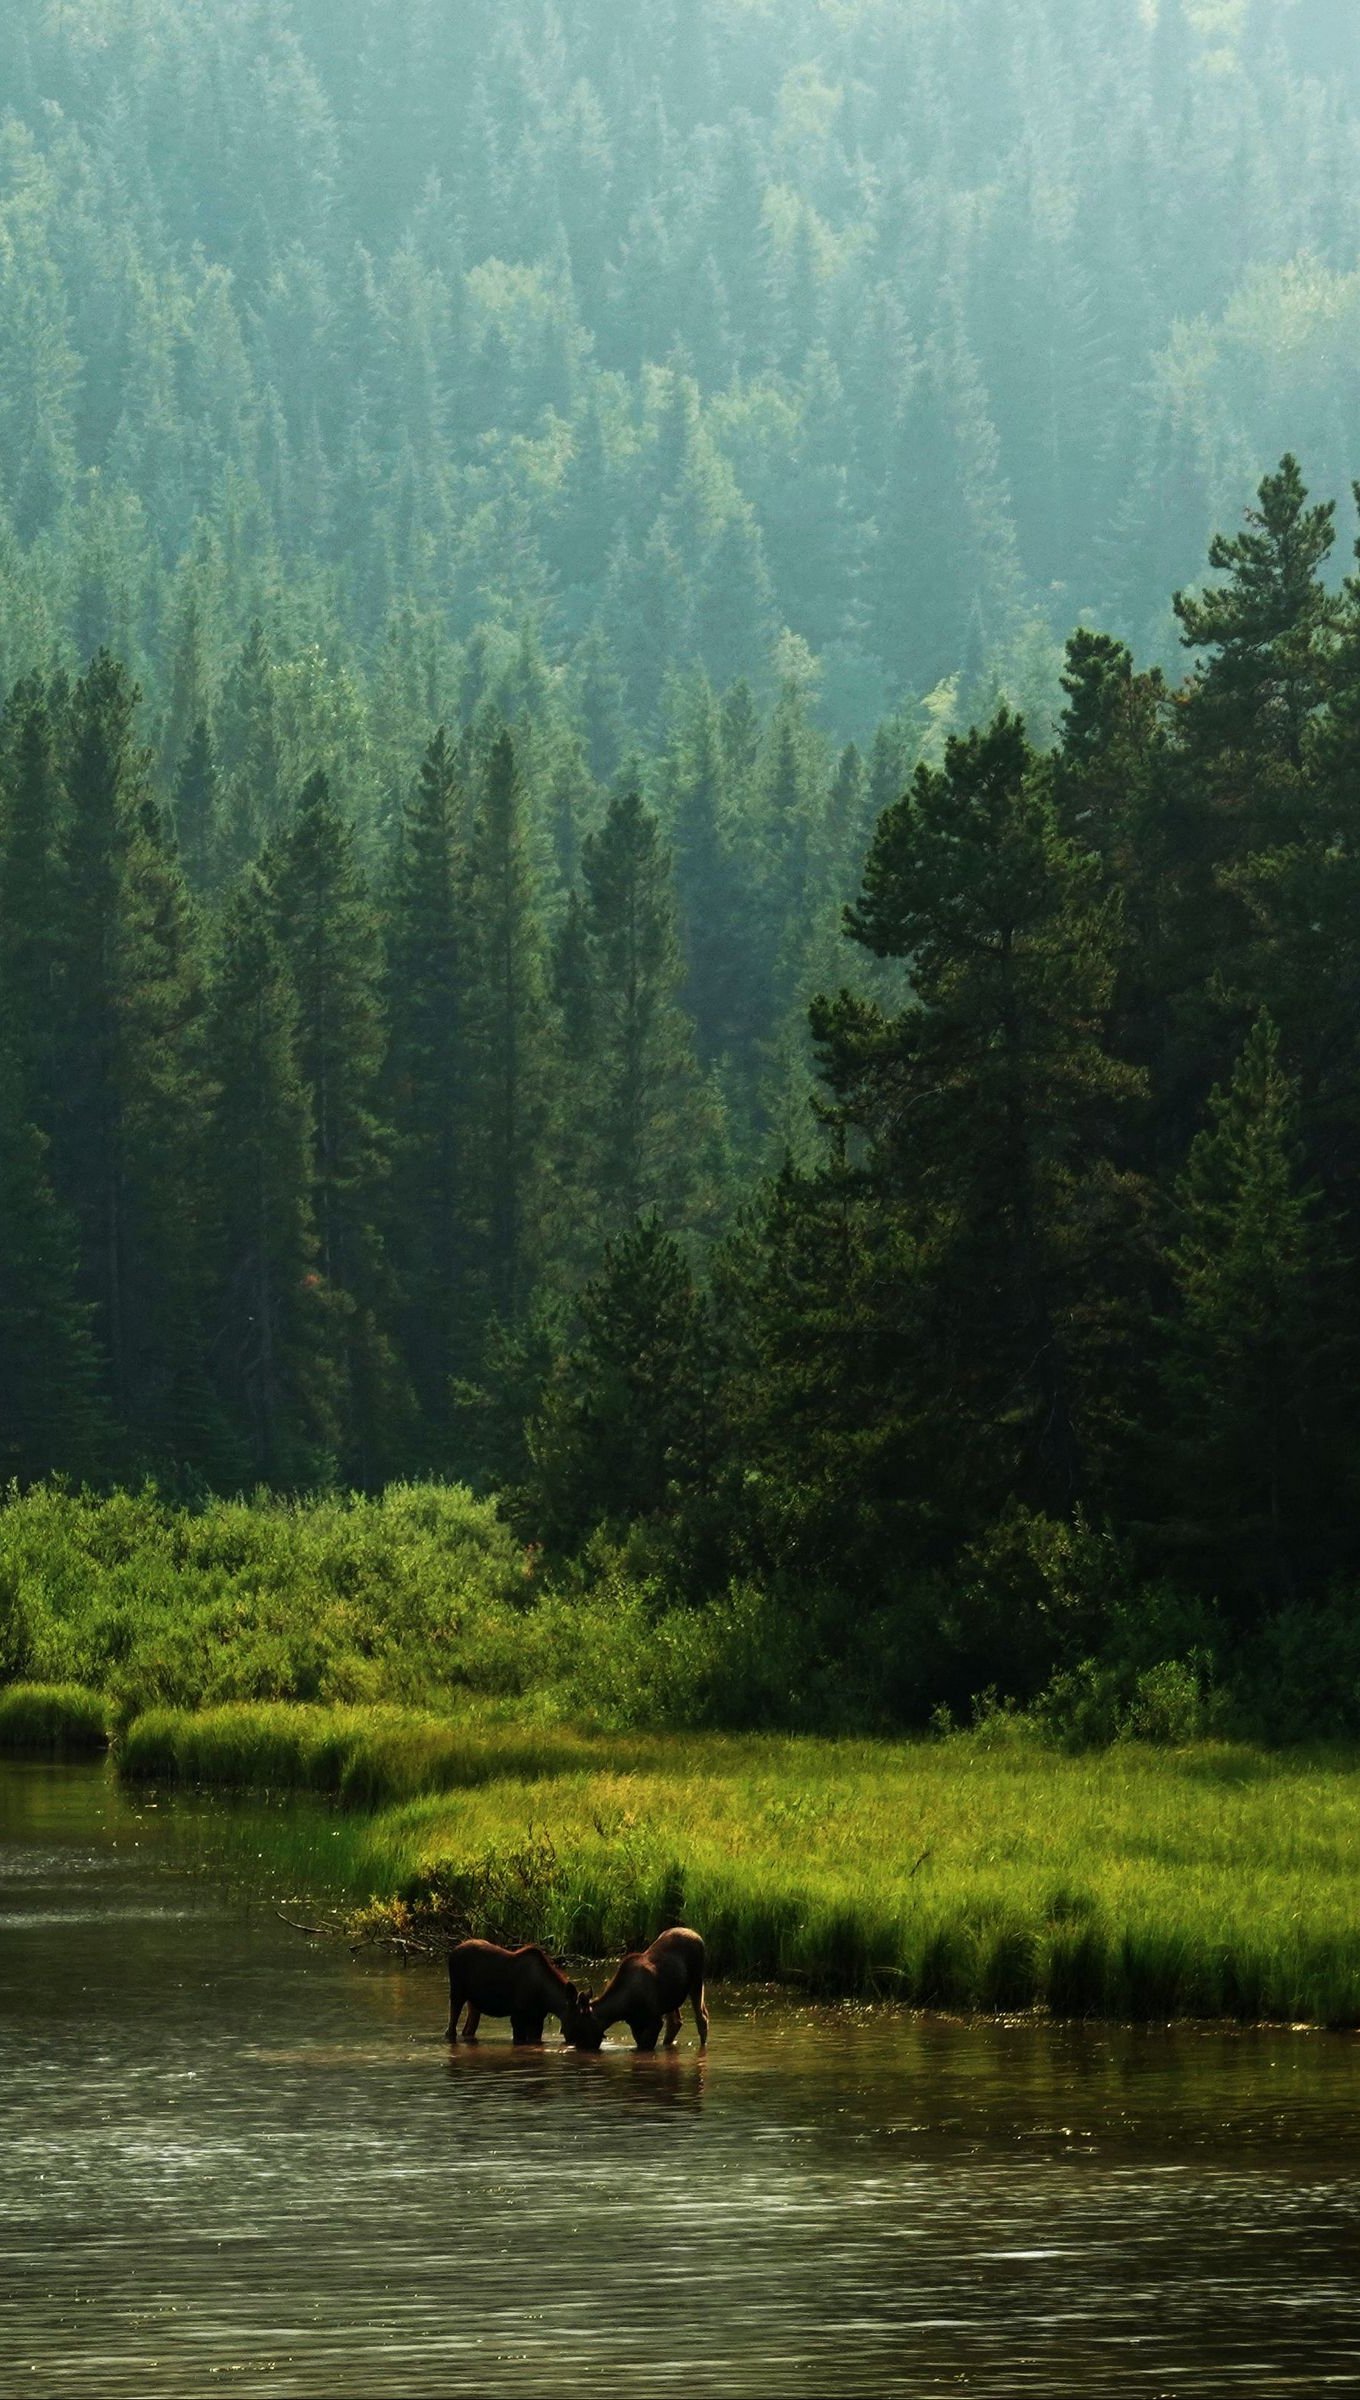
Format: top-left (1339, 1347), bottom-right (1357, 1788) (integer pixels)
top-left (0, 1483), bottom-right (528, 1722)
top-left (0, 2), bottom-right (1346, 772)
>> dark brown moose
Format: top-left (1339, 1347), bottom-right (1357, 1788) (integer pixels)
top-left (445, 1940), bottom-right (582, 2044)
top-left (569, 1926), bottom-right (709, 2052)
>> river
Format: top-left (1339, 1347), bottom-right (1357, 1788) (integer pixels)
top-left (2, 1759), bottom-right (1359, 2395)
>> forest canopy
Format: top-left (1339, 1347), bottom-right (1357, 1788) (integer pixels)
top-left (5, 4), bottom-right (1360, 1734)
top-left (0, 0), bottom-right (1357, 771)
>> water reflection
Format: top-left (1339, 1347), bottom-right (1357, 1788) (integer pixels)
top-left (442, 2040), bottom-right (710, 2110)
top-left (3, 1762), bottom-right (1360, 2397)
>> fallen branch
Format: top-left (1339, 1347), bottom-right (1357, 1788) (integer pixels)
top-left (275, 1906), bottom-right (343, 1938)
top-left (348, 1927), bottom-right (441, 1960)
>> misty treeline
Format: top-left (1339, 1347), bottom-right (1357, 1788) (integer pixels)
top-left (8, 457), bottom-right (1360, 1736)
top-left (0, 0), bottom-right (1357, 769)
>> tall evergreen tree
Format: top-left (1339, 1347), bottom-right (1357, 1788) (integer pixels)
top-left (52, 655), bottom-right (217, 1462)
top-left (172, 718), bottom-right (220, 895)
top-left (266, 770), bottom-right (406, 1482)
top-left (1174, 455), bottom-right (1336, 840)
top-left (458, 730), bottom-right (553, 1341)
top-left (522, 1216), bottom-right (708, 1550)
top-left (0, 675), bottom-right (66, 1131)
top-left (383, 726), bottom-right (468, 1458)
top-left (218, 620), bottom-right (283, 871)
top-left (668, 686), bottom-right (754, 1075)
top-left (116, 797), bottom-right (221, 1468)
top-left (0, 1035), bottom-right (106, 1483)
top-left (1162, 1013), bottom-right (1339, 1600)
top-left (815, 708), bottom-right (1143, 1518)
top-left (207, 872), bottom-right (338, 1483)
top-left (576, 788), bottom-right (711, 1242)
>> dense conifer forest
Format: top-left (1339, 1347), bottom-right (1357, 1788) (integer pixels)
top-left (6, 3), bottom-right (1360, 1729)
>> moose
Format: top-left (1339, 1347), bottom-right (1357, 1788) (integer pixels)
top-left (569, 1926), bottom-right (709, 2053)
top-left (445, 1939), bottom-right (584, 2045)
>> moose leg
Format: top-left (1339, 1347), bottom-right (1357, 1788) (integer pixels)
top-left (663, 2010), bottom-right (683, 2048)
top-left (690, 1948), bottom-right (714, 2044)
top-left (462, 2006), bottom-right (482, 2042)
top-left (632, 2014), bottom-right (663, 2053)
top-left (690, 1974), bottom-right (709, 2049)
top-left (446, 1974), bottom-right (464, 2042)
top-left (511, 2014), bottom-right (546, 2045)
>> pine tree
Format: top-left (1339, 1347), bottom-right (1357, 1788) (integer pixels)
top-left (207, 872), bottom-right (338, 1482)
top-left (54, 652), bottom-right (131, 1274)
top-left (171, 717), bottom-right (219, 894)
top-left (711, 1148), bottom-right (945, 1644)
top-left (825, 742), bottom-right (870, 888)
top-left (668, 687), bottom-right (753, 1073)
top-left (1155, 466), bottom-right (1340, 1164)
top-left (218, 620), bottom-right (283, 870)
top-left (0, 1034), bottom-right (106, 1483)
top-left (1162, 1013), bottom-right (1339, 1600)
top-left (521, 1216), bottom-right (707, 1550)
top-left (576, 789), bottom-right (711, 1242)
top-left (0, 675), bottom-right (66, 1131)
top-left (458, 730), bottom-right (553, 1340)
top-left (113, 797), bottom-right (221, 1469)
top-left (383, 727), bottom-right (468, 1457)
top-left (816, 707), bottom-right (1144, 1517)
top-left (266, 770), bottom-right (406, 1482)
top-left (51, 654), bottom-right (218, 1462)
top-left (762, 684), bottom-right (828, 1013)
top-left (1174, 455), bottom-right (1336, 839)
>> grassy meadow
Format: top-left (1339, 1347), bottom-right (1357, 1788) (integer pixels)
top-left (110, 1699), bottom-right (1360, 2028)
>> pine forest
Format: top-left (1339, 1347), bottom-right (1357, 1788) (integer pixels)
top-left (5, 0), bottom-right (1360, 1736)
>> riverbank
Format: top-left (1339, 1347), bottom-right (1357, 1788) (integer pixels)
top-left (36, 1693), bottom-right (1358, 2027)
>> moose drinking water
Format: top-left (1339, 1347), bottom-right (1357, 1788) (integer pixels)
top-left (445, 1940), bottom-right (584, 2044)
top-left (568, 1927), bottom-right (709, 2052)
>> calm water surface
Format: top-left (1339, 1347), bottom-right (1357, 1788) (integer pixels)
top-left (2, 1760), bottom-right (1359, 2396)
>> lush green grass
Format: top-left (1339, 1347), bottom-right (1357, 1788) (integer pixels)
top-left (0, 1682), bottom-right (109, 1754)
top-left (120, 1702), bottom-right (663, 1805)
top-left (129, 1702), bottom-right (1360, 2026)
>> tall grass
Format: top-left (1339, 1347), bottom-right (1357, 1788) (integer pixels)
top-left (0, 1682), bottom-right (109, 1754)
top-left (121, 1702), bottom-right (660, 1804)
top-left (138, 1707), bottom-right (1360, 2026)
